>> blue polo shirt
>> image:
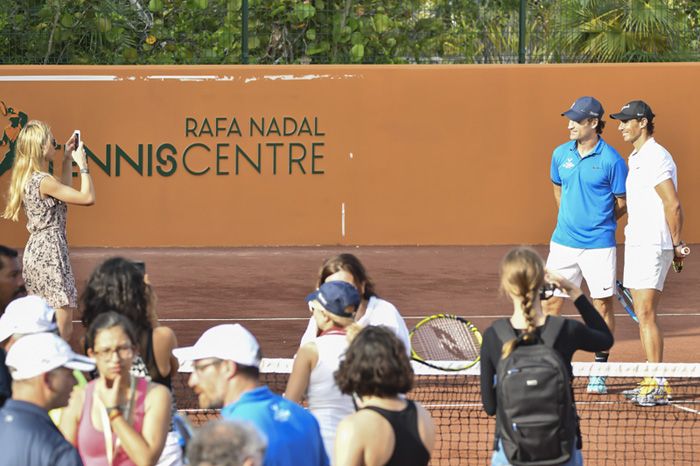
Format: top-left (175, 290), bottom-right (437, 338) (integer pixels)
top-left (221, 385), bottom-right (329, 466)
top-left (550, 138), bottom-right (627, 248)
top-left (0, 399), bottom-right (83, 466)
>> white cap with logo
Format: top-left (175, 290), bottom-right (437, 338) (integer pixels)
top-left (0, 295), bottom-right (58, 342)
top-left (173, 324), bottom-right (261, 373)
top-left (6, 332), bottom-right (95, 380)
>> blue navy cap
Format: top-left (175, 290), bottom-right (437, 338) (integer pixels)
top-left (561, 96), bottom-right (604, 122)
top-left (306, 281), bottom-right (361, 318)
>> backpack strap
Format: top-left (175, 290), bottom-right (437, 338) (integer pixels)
top-left (493, 316), bottom-right (565, 347)
top-left (492, 318), bottom-right (517, 345)
top-left (540, 315), bottom-right (565, 347)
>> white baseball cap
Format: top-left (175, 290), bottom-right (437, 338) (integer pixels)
top-left (6, 332), bottom-right (95, 380)
top-left (0, 295), bottom-right (58, 342)
top-left (174, 324), bottom-right (261, 373)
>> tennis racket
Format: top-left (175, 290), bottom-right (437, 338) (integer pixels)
top-left (614, 280), bottom-right (638, 323)
top-left (409, 314), bottom-right (482, 371)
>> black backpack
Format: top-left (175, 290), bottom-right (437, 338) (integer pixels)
top-left (493, 317), bottom-right (576, 466)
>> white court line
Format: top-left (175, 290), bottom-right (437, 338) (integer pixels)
top-left (671, 403), bottom-right (700, 415)
top-left (95, 312), bottom-right (699, 323)
top-left (177, 402), bottom-right (700, 412)
top-left (156, 317), bottom-right (311, 322)
top-left (70, 312), bottom-right (700, 324)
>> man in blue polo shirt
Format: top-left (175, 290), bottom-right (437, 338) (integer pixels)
top-left (175, 324), bottom-right (328, 466)
top-left (544, 96), bottom-right (628, 394)
top-left (0, 332), bottom-right (94, 466)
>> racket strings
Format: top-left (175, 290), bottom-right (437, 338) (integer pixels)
top-left (412, 318), bottom-right (480, 361)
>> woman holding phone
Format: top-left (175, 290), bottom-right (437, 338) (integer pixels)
top-left (480, 247), bottom-right (614, 466)
top-left (2, 121), bottom-right (95, 340)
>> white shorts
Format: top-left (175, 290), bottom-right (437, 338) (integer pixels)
top-left (623, 246), bottom-right (673, 291)
top-left (546, 242), bottom-right (616, 299)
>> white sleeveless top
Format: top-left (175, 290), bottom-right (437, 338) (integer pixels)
top-left (306, 330), bottom-right (355, 458)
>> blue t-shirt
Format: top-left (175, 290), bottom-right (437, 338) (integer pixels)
top-left (550, 138), bottom-right (628, 248)
top-left (221, 386), bottom-right (329, 466)
top-left (0, 400), bottom-right (84, 466)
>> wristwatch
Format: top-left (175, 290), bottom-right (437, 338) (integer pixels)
top-left (106, 406), bottom-right (122, 421)
top-left (80, 167), bottom-right (90, 174)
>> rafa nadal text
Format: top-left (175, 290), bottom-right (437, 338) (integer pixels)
top-left (76, 116), bottom-right (327, 177)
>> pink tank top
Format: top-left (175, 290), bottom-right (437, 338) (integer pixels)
top-left (77, 378), bottom-right (148, 466)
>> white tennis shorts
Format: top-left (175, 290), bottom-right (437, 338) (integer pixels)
top-left (623, 245), bottom-right (674, 291)
top-left (545, 242), bottom-right (616, 299)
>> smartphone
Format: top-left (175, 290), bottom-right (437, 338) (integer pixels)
top-left (73, 130), bottom-right (80, 147)
top-left (133, 260), bottom-right (146, 274)
top-left (539, 283), bottom-right (556, 301)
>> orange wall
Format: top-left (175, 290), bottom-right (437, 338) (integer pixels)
top-left (0, 64), bottom-right (698, 247)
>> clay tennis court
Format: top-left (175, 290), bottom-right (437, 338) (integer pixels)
top-left (68, 245), bottom-right (700, 362)
top-left (66, 245), bottom-right (700, 465)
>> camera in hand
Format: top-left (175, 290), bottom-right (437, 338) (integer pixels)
top-left (133, 261), bottom-right (146, 274)
top-left (539, 283), bottom-right (556, 300)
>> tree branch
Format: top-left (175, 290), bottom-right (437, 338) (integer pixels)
top-left (332, 0), bottom-right (353, 62)
top-left (44, 5), bottom-right (62, 64)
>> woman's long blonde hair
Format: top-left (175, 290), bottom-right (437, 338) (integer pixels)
top-left (499, 247), bottom-right (545, 359)
top-left (2, 120), bottom-right (51, 221)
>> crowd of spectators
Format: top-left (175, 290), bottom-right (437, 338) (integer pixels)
top-left (0, 249), bottom-right (435, 466)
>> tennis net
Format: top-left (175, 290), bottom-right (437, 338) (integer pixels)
top-left (173, 360), bottom-right (700, 466)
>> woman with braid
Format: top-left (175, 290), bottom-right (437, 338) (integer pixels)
top-left (479, 247), bottom-right (613, 466)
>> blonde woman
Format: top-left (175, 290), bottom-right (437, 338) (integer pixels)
top-left (479, 247), bottom-right (613, 466)
top-left (2, 121), bottom-right (95, 340)
top-left (285, 280), bottom-right (362, 459)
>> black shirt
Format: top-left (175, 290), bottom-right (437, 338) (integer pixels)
top-left (480, 295), bottom-right (614, 417)
top-left (361, 400), bottom-right (430, 466)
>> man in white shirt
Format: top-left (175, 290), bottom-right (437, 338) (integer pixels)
top-left (611, 100), bottom-right (688, 406)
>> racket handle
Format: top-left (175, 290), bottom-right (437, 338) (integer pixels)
top-left (672, 257), bottom-right (684, 273)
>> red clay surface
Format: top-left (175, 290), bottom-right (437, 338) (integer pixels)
top-left (69, 245), bottom-right (700, 363)
top-left (66, 245), bottom-right (699, 466)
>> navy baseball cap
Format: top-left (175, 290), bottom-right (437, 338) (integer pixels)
top-left (610, 100), bottom-right (655, 121)
top-left (561, 96), bottom-right (604, 122)
top-left (306, 281), bottom-right (361, 318)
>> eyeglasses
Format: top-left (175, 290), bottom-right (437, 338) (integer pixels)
top-left (92, 344), bottom-right (134, 360)
top-left (193, 359), bottom-right (222, 374)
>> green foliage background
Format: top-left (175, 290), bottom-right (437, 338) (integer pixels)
top-left (1, 0), bottom-right (698, 64)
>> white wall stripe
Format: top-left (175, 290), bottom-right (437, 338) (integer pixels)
top-left (0, 75), bottom-right (119, 81)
